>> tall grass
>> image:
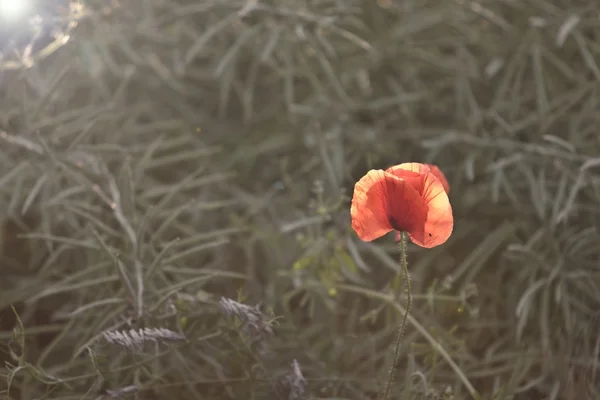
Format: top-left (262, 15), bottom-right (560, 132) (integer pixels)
top-left (1, 1), bottom-right (599, 399)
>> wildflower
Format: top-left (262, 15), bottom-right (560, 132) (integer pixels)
top-left (350, 162), bottom-right (453, 248)
top-left (219, 297), bottom-right (274, 344)
top-left (275, 359), bottom-right (308, 400)
top-left (102, 328), bottom-right (186, 351)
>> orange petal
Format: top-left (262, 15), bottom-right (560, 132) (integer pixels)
top-left (351, 170), bottom-right (428, 242)
top-left (426, 164), bottom-right (450, 194)
top-left (386, 162), bottom-right (429, 176)
top-left (387, 162), bottom-right (450, 194)
top-left (386, 162), bottom-right (453, 248)
top-left (351, 170), bottom-right (394, 241)
top-left (412, 171), bottom-right (453, 248)
top-left (383, 174), bottom-right (428, 243)
top-left (385, 163), bottom-right (429, 192)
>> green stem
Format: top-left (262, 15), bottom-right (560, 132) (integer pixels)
top-left (335, 283), bottom-right (480, 400)
top-left (381, 231), bottom-right (411, 400)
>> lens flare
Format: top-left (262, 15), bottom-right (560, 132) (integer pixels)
top-left (0, 0), bottom-right (31, 20)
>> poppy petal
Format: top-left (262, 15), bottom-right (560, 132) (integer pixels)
top-left (351, 170), bottom-right (428, 242)
top-left (383, 174), bottom-right (428, 244)
top-left (385, 163), bottom-right (450, 194)
top-left (386, 162), bottom-right (429, 175)
top-left (385, 163), bottom-right (429, 193)
top-left (350, 170), bottom-right (394, 241)
top-left (386, 162), bottom-right (453, 248)
top-left (412, 170), bottom-right (453, 248)
top-left (426, 164), bottom-right (450, 194)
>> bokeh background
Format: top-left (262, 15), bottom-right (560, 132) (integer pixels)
top-left (1, 1), bottom-right (599, 399)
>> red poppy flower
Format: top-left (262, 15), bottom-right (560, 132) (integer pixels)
top-left (350, 163), bottom-right (453, 248)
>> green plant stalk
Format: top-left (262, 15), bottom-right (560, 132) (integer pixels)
top-left (382, 231), bottom-right (411, 400)
top-left (335, 283), bottom-right (480, 400)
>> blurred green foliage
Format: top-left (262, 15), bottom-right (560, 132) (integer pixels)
top-left (0, 0), bottom-right (599, 399)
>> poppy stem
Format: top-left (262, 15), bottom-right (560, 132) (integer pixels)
top-left (381, 231), bottom-right (411, 400)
